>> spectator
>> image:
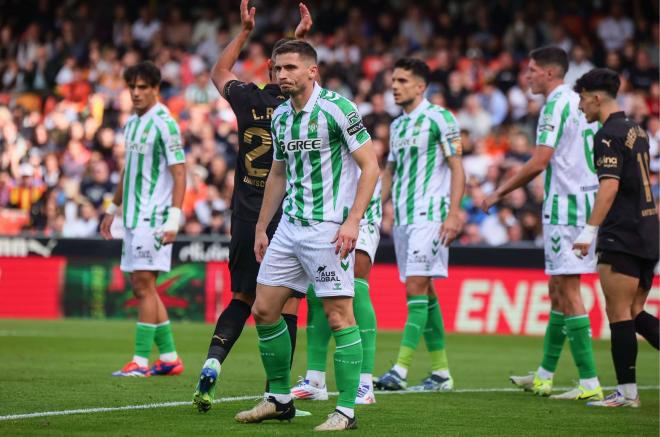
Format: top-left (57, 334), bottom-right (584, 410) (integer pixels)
top-left (597, 2), bottom-right (634, 51)
top-left (564, 45), bottom-right (595, 87)
top-left (80, 160), bottom-right (114, 211)
top-left (478, 79), bottom-right (509, 127)
top-left (457, 94), bottom-right (492, 140)
top-left (132, 6), bottom-right (161, 49)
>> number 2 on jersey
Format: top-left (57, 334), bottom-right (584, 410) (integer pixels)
top-left (243, 127), bottom-right (272, 178)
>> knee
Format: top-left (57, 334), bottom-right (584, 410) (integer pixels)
top-left (406, 278), bottom-right (429, 297)
top-left (252, 300), bottom-right (276, 325)
top-left (131, 276), bottom-right (153, 299)
top-left (325, 308), bottom-right (354, 331)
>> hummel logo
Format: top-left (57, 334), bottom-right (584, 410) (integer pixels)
top-left (340, 260), bottom-right (350, 271)
top-left (550, 236), bottom-right (561, 244)
top-left (432, 239), bottom-right (440, 246)
top-left (213, 335), bottom-right (228, 344)
top-left (552, 245), bottom-right (561, 254)
top-left (317, 265), bottom-right (327, 273)
top-left (432, 248), bottom-right (438, 256)
top-left (602, 138), bottom-right (612, 147)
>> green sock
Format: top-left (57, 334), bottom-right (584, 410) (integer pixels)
top-left (333, 326), bottom-right (363, 409)
top-left (135, 322), bottom-right (156, 360)
top-left (396, 295), bottom-right (429, 369)
top-left (256, 318), bottom-right (291, 394)
top-left (540, 310), bottom-right (566, 373)
top-left (565, 315), bottom-right (598, 379)
top-left (306, 285), bottom-right (331, 372)
top-left (154, 321), bottom-right (177, 359)
top-left (424, 297), bottom-right (449, 371)
top-left (354, 278), bottom-right (377, 374)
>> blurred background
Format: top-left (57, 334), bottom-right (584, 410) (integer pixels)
top-left (0, 0), bottom-right (657, 246)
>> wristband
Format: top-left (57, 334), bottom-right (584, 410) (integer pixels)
top-left (105, 203), bottom-right (118, 215)
top-left (162, 207), bottom-right (182, 233)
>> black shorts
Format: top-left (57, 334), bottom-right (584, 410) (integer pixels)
top-left (597, 250), bottom-right (658, 291)
top-left (229, 217), bottom-right (305, 298)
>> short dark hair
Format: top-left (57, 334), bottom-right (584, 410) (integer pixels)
top-left (393, 58), bottom-right (430, 84)
top-left (123, 61), bottom-right (161, 87)
top-left (529, 46), bottom-right (568, 76)
top-left (272, 38), bottom-right (294, 56)
top-left (272, 40), bottom-right (317, 63)
top-left (573, 68), bottom-right (620, 98)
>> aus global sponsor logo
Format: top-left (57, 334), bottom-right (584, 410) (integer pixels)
top-left (315, 264), bottom-right (340, 284)
top-left (285, 138), bottom-right (322, 152)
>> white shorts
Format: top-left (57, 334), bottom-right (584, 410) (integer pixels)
top-left (393, 222), bottom-right (448, 282)
top-left (543, 224), bottom-right (597, 275)
top-left (256, 219), bottom-right (355, 298)
top-left (120, 226), bottom-right (172, 273)
top-left (356, 223), bottom-right (380, 264)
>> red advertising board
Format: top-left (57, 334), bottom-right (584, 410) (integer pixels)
top-left (0, 257), bottom-right (66, 318)
top-left (365, 265), bottom-right (660, 339)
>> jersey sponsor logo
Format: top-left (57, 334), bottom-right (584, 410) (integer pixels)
top-left (127, 141), bottom-right (149, 154)
top-left (167, 136), bottom-right (183, 152)
top-left (347, 121), bottom-right (364, 136)
top-left (345, 111), bottom-right (364, 136)
top-left (596, 156), bottom-right (618, 168)
top-left (315, 264), bottom-right (341, 283)
top-left (391, 137), bottom-right (418, 149)
top-left (538, 113), bottom-right (555, 132)
top-left (284, 138), bottom-right (322, 151)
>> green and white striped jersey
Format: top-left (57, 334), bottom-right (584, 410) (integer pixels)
top-left (271, 82), bottom-right (371, 225)
top-left (388, 99), bottom-right (461, 226)
top-left (122, 102), bottom-right (186, 229)
top-left (362, 176), bottom-right (382, 226)
top-left (536, 84), bottom-right (600, 226)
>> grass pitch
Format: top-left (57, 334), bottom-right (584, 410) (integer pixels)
top-left (0, 319), bottom-right (658, 436)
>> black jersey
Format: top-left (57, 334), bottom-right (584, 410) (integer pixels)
top-left (593, 111), bottom-right (659, 260)
top-left (223, 80), bottom-right (285, 222)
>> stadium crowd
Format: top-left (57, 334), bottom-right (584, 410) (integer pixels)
top-left (0, 0), bottom-right (657, 245)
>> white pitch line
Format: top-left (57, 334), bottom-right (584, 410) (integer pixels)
top-left (1, 386), bottom-right (658, 422)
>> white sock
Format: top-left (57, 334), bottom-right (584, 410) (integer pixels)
top-left (618, 383), bottom-right (638, 399)
top-left (336, 406), bottom-right (354, 419)
top-left (392, 364), bottom-right (408, 379)
top-left (160, 352), bottom-right (178, 362)
top-left (580, 377), bottom-right (600, 391)
top-left (203, 358), bottom-right (221, 371)
top-left (359, 373), bottom-right (373, 389)
top-left (268, 392), bottom-right (292, 404)
top-left (306, 370), bottom-right (326, 388)
top-left (132, 356), bottom-right (148, 367)
top-left (432, 369), bottom-right (451, 379)
top-left (536, 366), bottom-right (554, 380)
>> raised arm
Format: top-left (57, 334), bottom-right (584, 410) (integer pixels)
top-left (211, 0), bottom-right (255, 98)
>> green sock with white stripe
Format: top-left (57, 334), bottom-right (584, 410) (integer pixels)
top-left (333, 326), bottom-right (363, 411)
top-left (395, 296), bottom-right (429, 375)
top-left (154, 321), bottom-right (177, 362)
top-left (256, 318), bottom-right (291, 395)
top-left (306, 285), bottom-right (331, 373)
top-left (354, 278), bottom-right (377, 376)
top-left (565, 315), bottom-right (599, 383)
top-left (133, 322), bottom-right (156, 367)
top-left (424, 297), bottom-right (449, 373)
top-left (539, 310), bottom-right (566, 376)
